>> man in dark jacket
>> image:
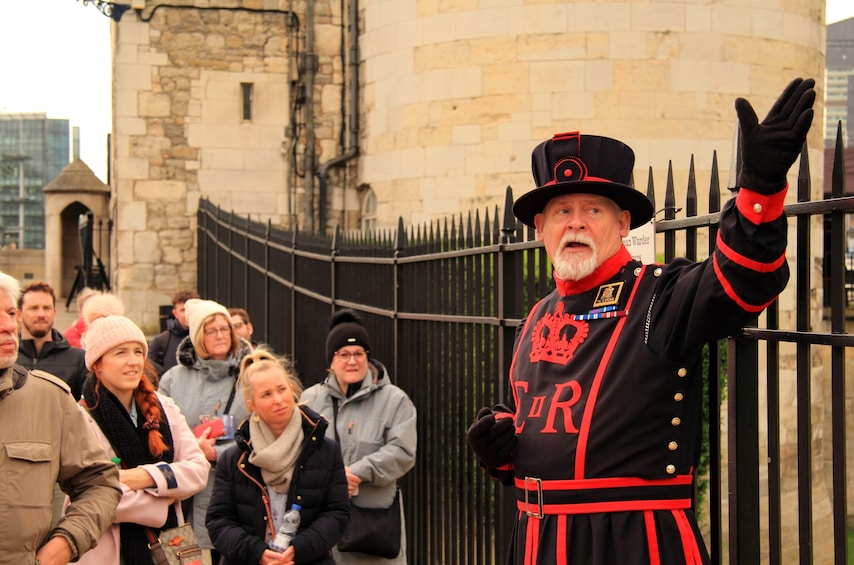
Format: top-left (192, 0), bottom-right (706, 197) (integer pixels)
top-left (148, 289), bottom-right (198, 375)
top-left (16, 281), bottom-right (86, 399)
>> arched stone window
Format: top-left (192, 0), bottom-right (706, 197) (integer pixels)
top-left (360, 189), bottom-right (376, 231)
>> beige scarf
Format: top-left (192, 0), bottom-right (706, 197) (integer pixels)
top-left (248, 407), bottom-right (305, 493)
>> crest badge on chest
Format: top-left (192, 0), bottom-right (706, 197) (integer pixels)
top-left (592, 282), bottom-right (623, 308)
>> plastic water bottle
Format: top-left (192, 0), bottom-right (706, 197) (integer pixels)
top-left (270, 504), bottom-right (301, 551)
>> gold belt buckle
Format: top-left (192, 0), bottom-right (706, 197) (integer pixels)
top-left (524, 476), bottom-right (544, 519)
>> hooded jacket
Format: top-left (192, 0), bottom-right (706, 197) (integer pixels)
top-left (16, 328), bottom-right (87, 399)
top-left (301, 359), bottom-right (416, 564)
top-left (302, 360), bottom-right (416, 508)
top-left (157, 336), bottom-right (251, 550)
top-left (206, 406), bottom-right (351, 565)
top-left (0, 365), bottom-right (121, 563)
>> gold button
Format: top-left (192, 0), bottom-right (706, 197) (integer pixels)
top-left (668, 441), bottom-right (678, 451)
top-left (671, 417), bottom-right (681, 426)
top-left (634, 267), bottom-right (642, 276)
top-left (674, 392), bottom-right (684, 402)
top-left (666, 465), bottom-right (676, 474)
top-left (753, 203), bottom-right (762, 214)
top-left (677, 367), bottom-right (687, 377)
top-left (654, 267), bottom-right (662, 277)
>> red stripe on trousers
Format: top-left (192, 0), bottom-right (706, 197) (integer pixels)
top-left (672, 509), bottom-right (704, 564)
top-left (557, 514), bottom-right (567, 565)
top-left (644, 510), bottom-right (662, 565)
top-left (525, 513), bottom-right (540, 565)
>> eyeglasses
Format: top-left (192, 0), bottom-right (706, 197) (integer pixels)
top-left (335, 350), bottom-right (366, 362)
top-left (204, 327), bottom-right (231, 337)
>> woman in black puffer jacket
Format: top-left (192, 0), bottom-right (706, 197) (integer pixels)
top-left (206, 349), bottom-right (350, 565)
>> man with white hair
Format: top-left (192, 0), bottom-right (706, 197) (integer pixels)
top-left (467, 79), bottom-right (815, 564)
top-left (0, 271), bottom-right (121, 564)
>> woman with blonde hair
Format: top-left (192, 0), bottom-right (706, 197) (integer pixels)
top-left (74, 296), bottom-right (209, 564)
top-left (206, 347), bottom-right (350, 565)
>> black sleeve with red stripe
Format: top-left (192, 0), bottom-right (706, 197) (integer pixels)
top-left (645, 186), bottom-right (789, 362)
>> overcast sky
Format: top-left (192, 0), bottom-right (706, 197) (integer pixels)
top-left (1, 0), bottom-right (853, 183)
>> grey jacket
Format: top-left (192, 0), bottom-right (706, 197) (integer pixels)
top-left (301, 360), bottom-right (417, 509)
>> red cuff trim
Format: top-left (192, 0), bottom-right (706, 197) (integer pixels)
top-left (712, 254), bottom-right (778, 313)
top-left (716, 232), bottom-right (786, 273)
top-left (736, 185), bottom-right (787, 224)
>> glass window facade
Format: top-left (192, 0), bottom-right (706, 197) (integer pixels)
top-left (0, 114), bottom-right (70, 249)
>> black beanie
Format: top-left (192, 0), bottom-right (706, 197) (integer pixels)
top-left (326, 309), bottom-right (372, 363)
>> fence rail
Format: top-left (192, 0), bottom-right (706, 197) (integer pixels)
top-left (198, 132), bottom-right (853, 564)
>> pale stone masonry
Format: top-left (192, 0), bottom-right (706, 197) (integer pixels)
top-left (112, 0), bottom-right (827, 324)
top-left (111, 2), bottom-right (835, 559)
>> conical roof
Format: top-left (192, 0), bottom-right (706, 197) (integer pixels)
top-left (43, 158), bottom-right (109, 194)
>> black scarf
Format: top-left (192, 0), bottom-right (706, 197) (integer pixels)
top-left (82, 377), bottom-right (177, 565)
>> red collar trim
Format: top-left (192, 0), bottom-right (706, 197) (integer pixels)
top-left (553, 247), bottom-right (632, 296)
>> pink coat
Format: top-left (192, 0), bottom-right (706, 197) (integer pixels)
top-left (73, 393), bottom-right (210, 564)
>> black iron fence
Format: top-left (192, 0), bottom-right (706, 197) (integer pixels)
top-left (198, 132), bottom-right (853, 564)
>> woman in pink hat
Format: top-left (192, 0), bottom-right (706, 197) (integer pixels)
top-left (73, 297), bottom-right (210, 565)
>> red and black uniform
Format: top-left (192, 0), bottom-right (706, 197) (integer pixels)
top-left (492, 186), bottom-right (788, 565)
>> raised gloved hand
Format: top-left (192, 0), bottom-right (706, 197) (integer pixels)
top-left (466, 406), bottom-right (518, 468)
top-left (735, 77), bottom-right (815, 194)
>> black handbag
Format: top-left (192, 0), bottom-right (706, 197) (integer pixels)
top-left (338, 489), bottom-right (402, 559)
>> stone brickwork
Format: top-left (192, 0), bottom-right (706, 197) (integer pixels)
top-left (113, 0), bottom-right (334, 330)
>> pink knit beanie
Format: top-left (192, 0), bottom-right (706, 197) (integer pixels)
top-left (84, 315), bottom-right (149, 370)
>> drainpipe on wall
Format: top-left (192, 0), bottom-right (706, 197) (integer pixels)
top-left (317, 0), bottom-right (360, 232)
top-left (303, 0), bottom-right (317, 232)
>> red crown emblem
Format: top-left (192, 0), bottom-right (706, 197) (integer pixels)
top-left (529, 302), bottom-right (588, 364)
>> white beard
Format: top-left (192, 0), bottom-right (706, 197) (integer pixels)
top-left (552, 234), bottom-right (599, 281)
top-left (0, 354), bottom-right (17, 369)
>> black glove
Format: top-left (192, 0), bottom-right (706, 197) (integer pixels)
top-left (735, 77), bottom-right (815, 194)
top-left (466, 407), bottom-right (518, 468)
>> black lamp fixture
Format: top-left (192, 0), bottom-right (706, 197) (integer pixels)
top-left (79, 0), bottom-right (132, 22)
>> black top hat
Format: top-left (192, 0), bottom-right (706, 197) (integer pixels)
top-left (512, 132), bottom-right (654, 229)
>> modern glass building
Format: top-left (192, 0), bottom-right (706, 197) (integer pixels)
top-left (0, 113), bottom-right (70, 249)
top-left (826, 17), bottom-right (854, 147)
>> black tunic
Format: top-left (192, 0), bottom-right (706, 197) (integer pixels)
top-left (493, 187), bottom-right (789, 565)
